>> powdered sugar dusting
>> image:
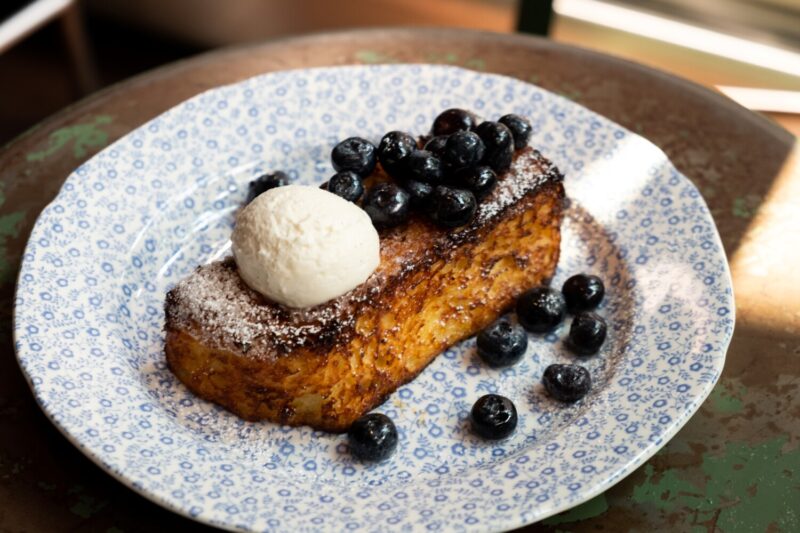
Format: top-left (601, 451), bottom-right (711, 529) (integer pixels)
top-left (476, 147), bottom-right (562, 224)
top-left (167, 259), bottom-right (378, 357)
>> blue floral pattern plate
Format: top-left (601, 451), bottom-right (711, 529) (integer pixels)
top-left (14, 65), bottom-right (734, 532)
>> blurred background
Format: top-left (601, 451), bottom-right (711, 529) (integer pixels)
top-left (1, 0), bottom-right (798, 145)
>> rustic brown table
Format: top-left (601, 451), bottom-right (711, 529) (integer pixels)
top-left (1, 29), bottom-right (797, 532)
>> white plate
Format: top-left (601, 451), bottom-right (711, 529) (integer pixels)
top-left (14, 65), bottom-right (734, 532)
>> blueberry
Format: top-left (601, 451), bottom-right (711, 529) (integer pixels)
top-left (471, 394), bottom-right (518, 440)
top-left (474, 121), bottom-right (514, 173)
top-left (331, 137), bottom-right (377, 177)
top-left (424, 135), bottom-right (449, 159)
top-left (562, 274), bottom-right (605, 313)
top-left (403, 179), bottom-right (434, 210)
top-left (442, 131), bottom-right (485, 172)
top-left (516, 287), bottom-right (566, 333)
top-left (429, 186), bottom-right (477, 228)
top-left (363, 183), bottom-right (410, 228)
top-left (378, 131), bottom-right (417, 178)
top-left (432, 108), bottom-right (476, 136)
top-left (404, 150), bottom-right (444, 184)
top-left (348, 413), bottom-right (398, 462)
top-left (568, 311), bottom-right (607, 355)
top-left (326, 171), bottom-right (364, 202)
top-left (246, 171), bottom-right (289, 203)
top-left (542, 364), bottom-right (591, 402)
top-left (499, 114), bottom-right (533, 150)
top-left (452, 166), bottom-right (496, 201)
top-left (476, 319), bottom-right (528, 368)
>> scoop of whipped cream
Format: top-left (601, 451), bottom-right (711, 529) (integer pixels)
top-left (231, 184), bottom-right (380, 308)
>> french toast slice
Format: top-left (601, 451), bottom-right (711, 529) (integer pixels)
top-left (165, 147), bottom-right (564, 432)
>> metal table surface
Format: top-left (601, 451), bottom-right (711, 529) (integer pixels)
top-left (0, 29), bottom-right (797, 532)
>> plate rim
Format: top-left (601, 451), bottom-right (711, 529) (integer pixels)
top-left (13, 63), bottom-right (735, 532)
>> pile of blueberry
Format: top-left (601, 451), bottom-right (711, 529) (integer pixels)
top-left (245, 109), bottom-right (533, 230)
top-left (348, 274), bottom-right (608, 461)
top-left (338, 109), bottom-right (532, 229)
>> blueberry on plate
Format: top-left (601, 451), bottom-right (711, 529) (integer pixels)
top-left (568, 311), bottom-right (607, 355)
top-left (442, 131), bottom-right (485, 172)
top-left (429, 186), bottom-right (477, 228)
top-left (476, 319), bottom-right (528, 367)
top-left (326, 171), bottom-right (364, 202)
top-left (516, 287), bottom-right (566, 333)
top-left (331, 137), bottom-right (377, 177)
top-left (562, 274), bottom-right (605, 313)
top-left (348, 413), bottom-right (398, 462)
top-left (246, 171), bottom-right (289, 204)
top-left (474, 121), bottom-right (514, 173)
top-left (403, 179), bottom-right (434, 210)
top-left (378, 131), bottom-right (417, 178)
top-left (424, 135), bottom-right (449, 159)
top-left (363, 182), bottom-right (411, 228)
top-left (404, 150), bottom-right (444, 184)
top-left (432, 108), bottom-right (477, 136)
top-left (499, 114), bottom-right (533, 150)
top-left (452, 165), bottom-right (496, 201)
top-left (542, 364), bottom-right (591, 402)
top-left (471, 394), bottom-right (518, 440)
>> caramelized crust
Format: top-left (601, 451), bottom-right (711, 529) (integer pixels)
top-left (165, 148), bottom-right (564, 432)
